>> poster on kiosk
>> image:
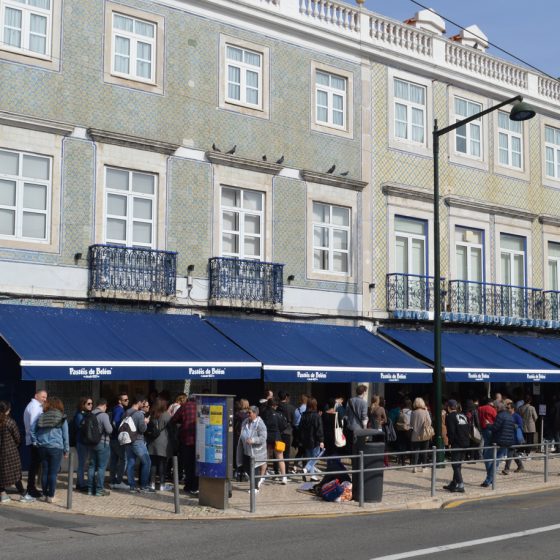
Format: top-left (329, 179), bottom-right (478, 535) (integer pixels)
top-left (195, 394), bottom-right (234, 509)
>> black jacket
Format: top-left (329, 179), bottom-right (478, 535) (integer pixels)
top-left (277, 402), bottom-right (296, 435)
top-left (491, 410), bottom-right (516, 447)
top-left (445, 411), bottom-right (470, 449)
top-left (260, 407), bottom-right (287, 443)
top-left (299, 410), bottom-right (324, 450)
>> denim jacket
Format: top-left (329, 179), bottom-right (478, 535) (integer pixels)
top-left (31, 414), bottom-right (70, 453)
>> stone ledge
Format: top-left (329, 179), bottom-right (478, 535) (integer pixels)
top-left (302, 170), bottom-right (367, 191)
top-left (445, 195), bottom-right (538, 221)
top-left (0, 111), bottom-right (74, 136)
top-left (205, 152), bottom-right (283, 175)
top-left (382, 182), bottom-right (433, 202)
top-left (88, 128), bottom-right (180, 155)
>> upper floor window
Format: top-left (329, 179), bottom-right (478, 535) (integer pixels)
top-left (548, 241), bottom-right (560, 291)
top-left (455, 226), bottom-right (483, 282)
top-left (315, 71), bottom-right (346, 129)
top-left (545, 125), bottom-right (560, 180)
top-left (0, 148), bottom-right (51, 241)
top-left (1, 0), bottom-right (51, 57)
top-left (454, 97), bottom-right (482, 159)
top-left (221, 186), bottom-right (263, 260)
top-left (395, 216), bottom-right (426, 276)
top-left (312, 202), bottom-right (350, 274)
top-left (394, 78), bottom-right (426, 145)
top-left (225, 45), bottom-right (262, 109)
top-left (498, 111), bottom-right (523, 169)
top-left (500, 233), bottom-right (525, 287)
top-left (105, 167), bottom-right (156, 248)
top-left (111, 12), bottom-right (155, 82)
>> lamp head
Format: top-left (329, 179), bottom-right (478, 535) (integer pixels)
top-left (509, 100), bottom-right (536, 122)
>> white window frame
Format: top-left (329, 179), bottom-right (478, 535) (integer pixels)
top-left (104, 166), bottom-right (157, 249)
top-left (225, 45), bottom-right (262, 109)
top-left (547, 241), bottom-right (560, 292)
top-left (453, 96), bottom-right (482, 160)
top-left (499, 233), bottom-right (526, 287)
top-left (0, 148), bottom-right (51, 243)
top-left (0, 0), bottom-right (51, 58)
top-left (315, 71), bottom-right (346, 129)
top-left (219, 36), bottom-right (269, 119)
top-left (220, 186), bottom-right (264, 261)
top-left (388, 69), bottom-right (432, 156)
top-left (545, 124), bottom-right (560, 181)
top-left (497, 110), bottom-right (523, 170)
top-left (104, 2), bottom-right (164, 94)
top-left (454, 226), bottom-right (484, 282)
top-left (312, 201), bottom-right (351, 275)
top-left (394, 216), bottom-right (427, 276)
top-left (110, 12), bottom-right (156, 84)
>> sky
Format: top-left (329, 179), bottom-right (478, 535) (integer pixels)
top-left (365, 0), bottom-right (559, 79)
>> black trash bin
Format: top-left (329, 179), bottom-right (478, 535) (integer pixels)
top-left (351, 428), bottom-right (385, 502)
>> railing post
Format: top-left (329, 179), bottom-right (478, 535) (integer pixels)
top-left (359, 451), bottom-right (364, 508)
top-left (544, 441), bottom-right (550, 483)
top-left (249, 455), bottom-right (256, 513)
top-left (492, 444), bottom-right (497, 491)
top-left (66, 450), bottom-right (74, 510)
top-left (172, 455), bottom-right (180, 514)
top-left (430, 446), bottom-right (437, 497)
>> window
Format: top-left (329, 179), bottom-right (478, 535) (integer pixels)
top-left (455, 227), bottom-right (483, 282)
top-left (498, 111), bottom-right (522, 169)
top-left (315, 71), bottom-right (346, 129)
top-left (313, 202), bottom-right (350, 274)
top-left (454, 97), bottom-right (482, 158)
top-left (394, 78), bottom-right (426, 145)
top-left (225, 45), bottom-right (262, 108)
top-left (104, 167), bottom-right (156, 248)
top-left (0, 148), bottom-right (50, 241)
top-left (111, 12), bottom-right (155, 82)
top-left (500, 233), bottom-right (525, 286)
top-left (545, 125), bottom-right (560, 180)
top-left (395, 216), bottom-right (426, 276)
top-left (1, 0), bottom-right (51, 57)
top-left (221, 187), bottom-right (263, 260)
top-left (548, 242), bottom-right (560, 291)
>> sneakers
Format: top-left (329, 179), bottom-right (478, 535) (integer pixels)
top-left (501, 470), bottom-right (510, 475)
top-left (95, 490), bottom-right (110, 497)
top-left (443, 483), bottom-right (456, 491)
top-left (449, 486), bottom-right (465, 493)
top-left (46, 496), bottom-right (56, 504)
top-left (110, 482), bottom-right (130, 491)
top-left (138, 487), bottom-right (156, 494)
top-left (149, 483), bottom-right (156, 491)
top-left (280, 477), bottom-right (288, 485)
top-left (20, 494), bottom-right (35, 504)
top-left (160, 484), bottom-right (174, 492)
top-left (27, 489), bottom-right (42, 499)
top-left (188, 490), bottom-right (199, 496)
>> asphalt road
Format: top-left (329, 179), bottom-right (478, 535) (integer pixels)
top-left (2, 490), bottom-right (560, 559)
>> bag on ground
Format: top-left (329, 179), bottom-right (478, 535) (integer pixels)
top-left (320, 479), bottom-right (344, 502)
top-left (118, 415), bottom-right (138, 445)
top-left (79, 411), bottom-right (102, 447)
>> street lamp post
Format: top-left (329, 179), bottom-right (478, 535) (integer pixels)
top-left (432, 95), bottom-right (536, 451)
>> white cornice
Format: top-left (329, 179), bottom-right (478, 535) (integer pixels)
top-left (0, 111), bottom-right (74, 136)
top-left (381, 183), bottom-right (433, 202)
top-left (206, 152), bottom-right (283, 174)
top-left (445, 195), bottom-right (538, 221)
top-left (302, 170), bottom-right (367, 191)
top-left (88, 128), bottom-right (179, 154)
top-left (539, 215), bottom-right (560, 227)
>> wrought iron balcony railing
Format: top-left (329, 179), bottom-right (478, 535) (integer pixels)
top-left (209, 257), bottom-right (284, 307)
top-left (88, 244), bottom-right (177, 299)
top-left (543, 291), bottom-right (560, 321)
top-left (386, 273), bottom-right (446, 314)
top-left (448, 279), bottom-right (542, 321)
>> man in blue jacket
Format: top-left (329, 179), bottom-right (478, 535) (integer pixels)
top-left (124, 396), bottom-right (152, 493)
top-left (109, 393), bottom-right (128, 490)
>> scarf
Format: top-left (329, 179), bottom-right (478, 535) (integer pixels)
top-left (37, 409), bottom-right (66, 429)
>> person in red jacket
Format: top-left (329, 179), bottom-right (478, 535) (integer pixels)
top-left (478, 397), bottom-right (497, 466)
top-left (172, 396), bottom-right (198, 495)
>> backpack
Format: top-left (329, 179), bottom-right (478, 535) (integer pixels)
top-left (118, 415), bottom-right (138, 445)
top-left (79, 411), bottom-right (102, 447)
top-left (144, 419), bottom-right (162, 443)
top-left (320, 479), bottom-right (344, 502)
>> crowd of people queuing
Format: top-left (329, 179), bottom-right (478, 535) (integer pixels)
top-left (0, 385), bottom-right (556, 503)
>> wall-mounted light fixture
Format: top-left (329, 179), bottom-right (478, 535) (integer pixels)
top-left (74, 252), bottom-right (82, 262)
top-left (287, 274), bottom-right (295, 284)
top-left (187, 264), bottom-right (195, 288)
top-left (368, 282), bottom-right (376, 290)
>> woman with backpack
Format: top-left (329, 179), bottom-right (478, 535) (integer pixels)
top-left (30, 397), bottom-right (69, 503)
top-left (261, 398), bottom-right (288, 484)
top-left (86, 399), bottom-right (113, 496)
top-left (0, 401), bottom-right (35, 504)
top-left (73, 396), bottom-right (93, 492)
top-left (147, 398), bottom-right (173, 491)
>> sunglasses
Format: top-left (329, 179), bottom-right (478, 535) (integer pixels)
top-left (86, 401), bottom-right (93, 405)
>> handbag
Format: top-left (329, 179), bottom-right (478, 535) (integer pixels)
top-left (274, 440), bottom-right (286, 453)
top-left (469, 424), bottom-right (482, 444)
top-left (383, 418), bottom-right (397, 443)
top-left (515, 426), bottom-right (525, 445)
top-left (420, 417), bottom-right (435, 441)
top-left (334, 412), bottom-right (346, 448)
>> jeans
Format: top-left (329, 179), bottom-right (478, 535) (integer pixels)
top-left (304, 446), bottom-right (323, 473)
top-left (39, 447), bottom-right (63, 498)
top-left (126, 440), bottom-right (151, 489)
top-left (87, 442), bottom-right (111, 494)
top-left (483, 446), bottom-right (509, 484)
top-left (76, 442), bottom-right (91, 488)
top-left (450, 449), bottom-right (465, 485)
top-left (179, 444), bottom-right (198, 492)
top-left (109, 439), bottom-right (126, 484)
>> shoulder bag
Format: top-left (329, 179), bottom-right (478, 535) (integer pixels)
top-left (334, 412), bottom-right (346, 448)
top-left (420, 414), bottom-right (435, 441)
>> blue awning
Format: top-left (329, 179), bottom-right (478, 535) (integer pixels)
top-left (206, 318), bottom-right (432, 383)
top-left (501, 335), bottom-right (560, 380)
top-left (379, 328), bottom-right (560, 382)
top-left (0, 305), bottom-right (261, 381)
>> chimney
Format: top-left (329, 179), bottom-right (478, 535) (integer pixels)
top-left (450, 25), bottom-right (488, 52)
top-left (404, 9), bottom-right (445, 35)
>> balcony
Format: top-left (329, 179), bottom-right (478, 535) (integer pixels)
top-left (544, 291), bottom-right (560, 325)
top-left (208, 257), bottom-right (284, 309)
top-left (447, 280), bottom-right (543, 327)
top-left (386, 273), bottom-right (445, 320)
top-left (88, 244), bottom-right (177, 302)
